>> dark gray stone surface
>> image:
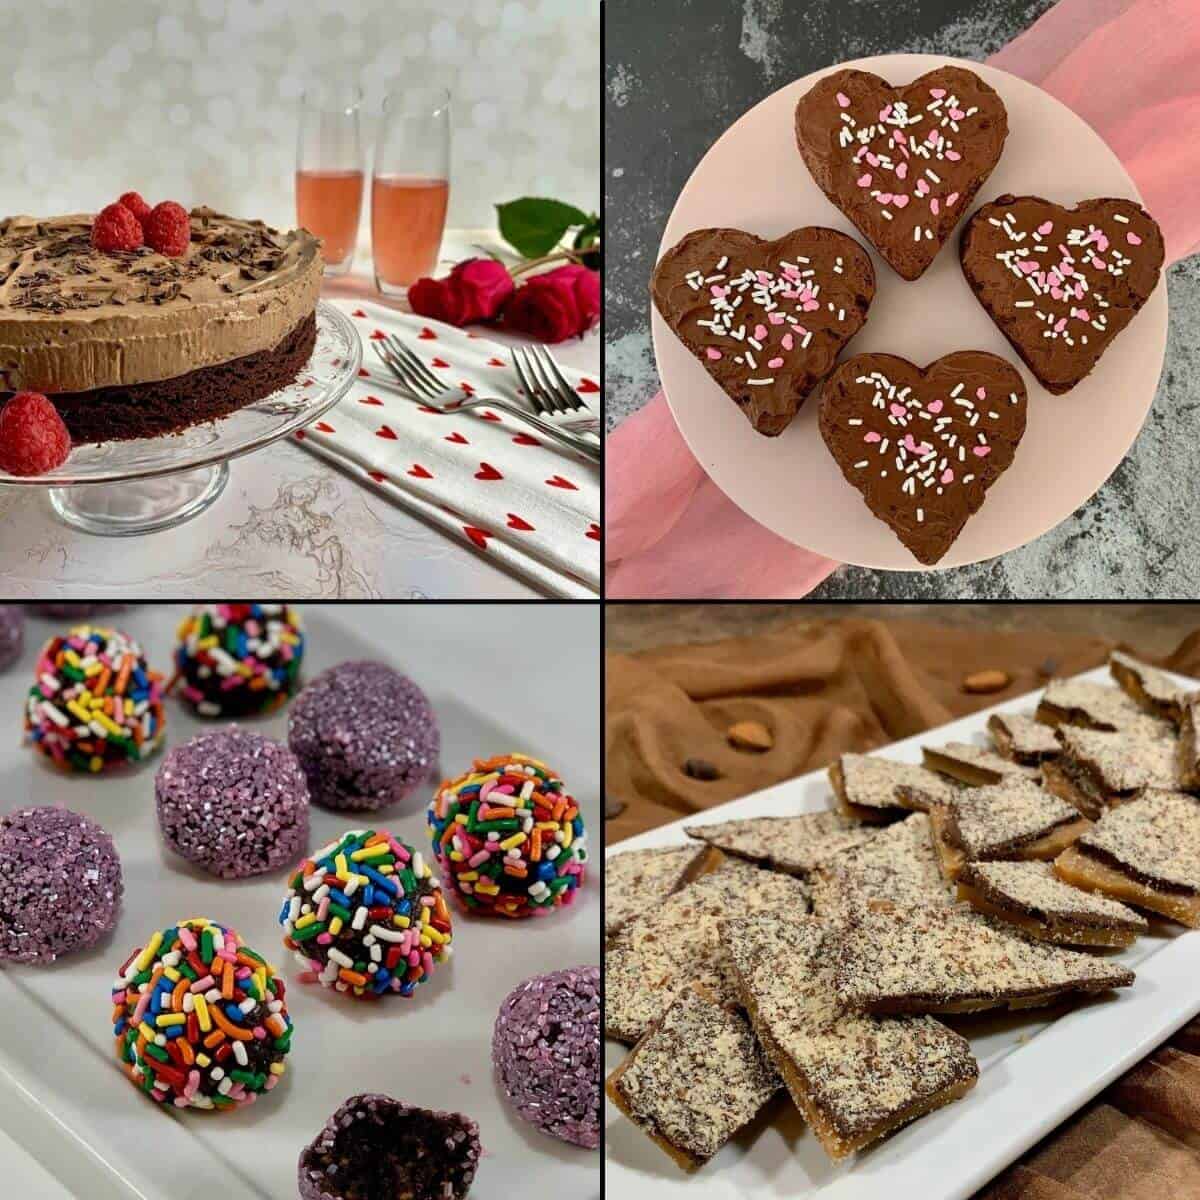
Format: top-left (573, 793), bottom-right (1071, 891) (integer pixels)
top-left (606, 0), bottom-right (1200, 598)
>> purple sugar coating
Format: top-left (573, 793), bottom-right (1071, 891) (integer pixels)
top-left (288, 661), bottom-right (440, 813)
top-left (492, 965), bottom-right (600, 1149)
top-left (298, 1093), bottom-right (481, 1200)
top-left (0, 605), bottom-right (23, 671)
top-left (0, 805), bottom-right (122, 964)
top-left (155, 727), bottom-right (309, 880)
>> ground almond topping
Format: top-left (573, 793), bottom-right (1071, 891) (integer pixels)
top-left (944, 778), bottom-right (1078, 857)
top-left (1057, 726), bottom-right (1182, 792)
top-left (962, 860), bottom-right (1147, 928)
top-left (931, 741), bottom-right (1038, 779)
top-left (685, 810), bottom-right (878, 874)
top-left (1041, 679), bottom-right (1173, 738)
top-left (989, 712), bottom-right (1061, 756)
top-left (1078, 790), bottom-right (1200, 893)
top-left (840, 754), bottom-right (960, 810)
top-left (1110, 651), bottom-right (1187, 707)
top-left (605, 845), bottom-right (711, 938)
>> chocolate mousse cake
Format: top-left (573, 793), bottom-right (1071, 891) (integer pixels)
top-left (0, 208), bottom-right (321, 443)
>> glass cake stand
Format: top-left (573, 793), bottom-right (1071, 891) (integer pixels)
top-left (0, 301), bottom-right (360, 536)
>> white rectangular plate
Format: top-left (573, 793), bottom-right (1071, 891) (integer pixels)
top-left (0, 604), bottom-right (600, 1200)
top-left (605, 665), bottom-right (1200, 1200)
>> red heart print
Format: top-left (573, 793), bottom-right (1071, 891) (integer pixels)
top-left (479, 411), bottom-right (501, 422)
top-left (376, 425), bottom-right (398, 440)
top-left (546, 475), bottom-right (578, 490)
top-left (351, 309), bottom-right (366, 318)
top-left (459, 382), bottom-right (475, 395)
top-left (475, 462), bottom-right (503, 481)
top-left (586, 523), bottom-right (601, 541)
top-left (367, 470), bottom-right (388, 483)
top-left (419, 326), bottom-right (437, 339)
top-left (408, 464), bottom-right (433, 479)
top-left (314, 421), bottom-right (335, 433)
top-left (293, 430), bottom-right (306, 440)
top-left (445, 432), bottom-right (469, 444)
top-left (358, 395), bottom-right (384, 406)
top-left (418, 405), bottom-right (443, 415)
top-left (431, 357), bottom-right (450, 368)
top-left (487, 357), bottom-right (505, 367)
top-left (370, 329), bottom-right (387, 340)
top-left (506, 514), bottom-right (535, 532)
top-left (358, 368), bottom-right (370, 377)
top-left (512, 433), bottom-right (540, 446)
top-left (576, 377), bottom-right (600, 394)
top-left (463, 525), bottom-right (491, 550)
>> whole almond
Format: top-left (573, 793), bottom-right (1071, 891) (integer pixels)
top-left (727, 721), bottom-right (774, 752)
top-left (963, 669), bottom-right (1011, 694)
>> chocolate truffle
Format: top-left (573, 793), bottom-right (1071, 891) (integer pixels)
top-left (298, 1094), bottom-right (481, 1200)
top-left (25, 625), bottom-right (166, 772)
top-left (288, 661), bottom-right (439, 813)
top-left (155, 727), bottom-right (309, 879)
top-left (493, 965), bottom-right (600, 1149)
top-left (172, 603), bottom-right (304, 718)
top-left (280, 828), bottom-right (453, 999)
top-left (111, 917), bottom-right (293, 1110)
top-left (0, 604), bottom-right (23, 670)
top-left (0, 805), bottom-right (122, 964)
top-left (428, 754), bottom-right (588, 919)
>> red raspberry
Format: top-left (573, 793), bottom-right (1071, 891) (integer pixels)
top-left (143, 201), bottom-right (191, 257)
top-left (117, 191), bottom-right (152, 226)
top-left (0, 392), bottom-right (71, 476)
top-left (90, 203), bottom-right (144, 252)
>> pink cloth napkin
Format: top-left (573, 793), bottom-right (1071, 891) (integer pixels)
top-left (606, 0), bottom-right (1200, 599)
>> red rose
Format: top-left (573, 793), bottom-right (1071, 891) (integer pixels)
top-left (504, 264), bottom-right (600, 343)
top-left (408, 257), bottom-right (513, 327)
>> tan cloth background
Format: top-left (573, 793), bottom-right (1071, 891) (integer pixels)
top-left (605, 615), bottom-right (1200, 1198)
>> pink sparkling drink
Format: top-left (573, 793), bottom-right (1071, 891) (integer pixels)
top-left (371, 175), bottom-right (450, 289)
top-left (296, 169), bottom-right (365, 269)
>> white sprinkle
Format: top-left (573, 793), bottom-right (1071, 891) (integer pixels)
top-left (914, 226), bottom-right (922, 242)
top-left (746, 377), bottom-right (775, 386)
top-left (848, 418), bottom-right (863, 426)
top-left (1014, 300), bottom-right (1035, 308)
top-left (716, 254), bottom-right (729, 268)
top-left (880, 210), bottom-right (893, 220)
top-left (916, 508), bottom-right (924, 522)
top-left (926, 169), bottom-right (941, 183)
top-left (853, 460), bottom-right (869, 469)
top-left (1009, 393), bottom-right (1019, 404)
top-left (950, 383), bottom-right (964, 397)
top-left (1113, 213), bottom-right (1129, 223)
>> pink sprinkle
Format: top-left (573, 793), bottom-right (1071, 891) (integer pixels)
top-left (915, 179), bottom-right (930, 196)
top-left (892, 194), bottom-right (909, 209)
top-left (1060, 262), bottom-right (1074, 276)
top-left (1073, 307), bottom-right (1090, 321)
top-left (894, 130), bottom-right (907, 146)
top-left (767, 312), bottom-right (786, 324)
top-left (756, 270), bottom-right (772, 283)
top-left (930, 197), bottom-right (940, 215)
top-left (802, 299), bottom-right (820, 312)
top-left (866, 152), bottom-right (880, 167)
top-left (879, 104), bottom-right (893, 120)
top-left (789, 324), bottom-right (807, 335)
top-left (930, 87), bottom-right (946, 99)
top-left (754, 324), bottom-right (768, 340)
top-left (705, 347), bottom-right (722, 360)
top-left (895, 162), bottom-right (908, 180)
top-left (945, 149), bottom-right (962, 161)
top-left (976, 387), bottom-right (986, 401)
top-left (710, 284), bottom-right (727, 297)
top-left (782, 265), bottom-right (803, 280)
top-left (781, 334), bottom-right (794, 350)
top-left (836, 91), bottom-right (851, 108)
top-left (1019, 261), bottom-right (1039, 274)
top-left (1127, 231), bottom-right (1143, 245)
top-left (948, 107), bottom-right (965, 120)
top-left (941, 468), bottom-right (955, 484)
top-left (857, 172), bottom-right (873, 187)
top-left (1054, 317), bottom-right (1068, 332)
top-left (925, 129), bottom-right (939, 145)
top-left (946, 192), bottom-right (960, 206)
top-left (1037, 220), bottom-right (1054, 235)
top-left (973, 445), bottom-right (991, 457)
top-left (864, 431), bottom-right (882, 443)
top-left (1050, 287), bottom-right (1064, 301)
top-left (1092, 258), bottom-right (1109, 271)
top-left (889, 403), bottom-right (906, 418)
top-left (767, 356), bottom-right (784, 369)
top-left (927, 399), bottom-right (943, 414)
top-left (877, 192), bottom-right (893, 204)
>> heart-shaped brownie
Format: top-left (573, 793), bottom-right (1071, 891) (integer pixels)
top-left (651, 226), bottom-right (874, 436)
top-left (819, 351), bottom-right (1027, 565)
top-left (960, 195), bottom-right (1165, 394)
top-left (795, 66), bottom-right (1008, 280)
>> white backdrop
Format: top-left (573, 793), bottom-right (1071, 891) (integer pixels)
top-left (0, 0), bottom-right (599, 233)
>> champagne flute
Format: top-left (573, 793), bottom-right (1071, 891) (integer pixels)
top-left (296, 82), bottom-right (364, 276)
top-left (371, 86), bottom-right (451, 297)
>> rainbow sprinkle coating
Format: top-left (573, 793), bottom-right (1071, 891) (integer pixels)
top-left (25, 625), bottom-right (165, 773)
top-left (171, 603), bottom-right (304, 718)
top-left (427, 753), bottom-right (588, 919)
top-left (111, 917), bottom-right (293, 1111)
top-left (280, 828), bottom-right (453, 999)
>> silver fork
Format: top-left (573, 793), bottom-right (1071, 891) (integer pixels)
top-left (373, 336), bottom-right (601, 464)
top-left (512, 345), bottom-right (601, 439)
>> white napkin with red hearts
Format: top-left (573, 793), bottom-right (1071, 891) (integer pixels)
top-left (294, 299), bottom-right (600, 597)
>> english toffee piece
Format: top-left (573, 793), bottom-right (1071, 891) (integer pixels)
top-left (960, 195), bottom-right (1165, 394)
top-left (1109, 651), bottom-right (1191, 727)
top-left (1037, 677), bottom-right (1173, 736)
top-left (795, 66), bottom-right (1008, 280)
top-left (922, 740), bottom-right (1040, 787)
top-left (819, 352), bottom-right (1027, 565)
top-left (650, 226), bottom-right (875, 435)
top-left (1043, 726), bottom-right (1183, 819)
top-left (684, 810), bottom-right (879, 877)
top-left (829, 752), bottom-right (959, 821)
top-left (605, 845), bottom-right (722, 940)
top-left (987, 712), bottom-right (1062, 766)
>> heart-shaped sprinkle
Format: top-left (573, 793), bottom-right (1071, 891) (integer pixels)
top-left (651, 225), bottom-right (875, 435)
top-left (819, 351), bottom-right (1028, 564)
top-left (961, 195), bottom-right (1165, 393)
top-left (1127, 231), bottom-right (1143, 245)
top-left (796, 66), bottom-right (1008, 279)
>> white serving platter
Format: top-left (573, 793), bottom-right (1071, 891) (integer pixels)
top-left (605, 664), bottom-right (1200, 1200)
top-left (0, 603), bottom-right (600, 1200)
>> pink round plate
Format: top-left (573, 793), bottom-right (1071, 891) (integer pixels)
top-left (651, 53), bottom-right (1169, 570)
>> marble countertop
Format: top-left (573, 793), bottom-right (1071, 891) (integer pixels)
top-left (606, 0), bottom-right (1200, 598)
top-left (0, 232), bottom-right (599, 600)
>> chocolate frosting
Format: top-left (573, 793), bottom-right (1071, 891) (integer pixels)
top-left (796, 66), bottom-right (1008, 280)
top-left (651, 226), bottom-right (874, 436)
top-left (960, 195), bottom-right (1165, 394)
top-left (0, 208), bottom-right (322, 393)
top-left (819, 351), bottom-right (1027, 565)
